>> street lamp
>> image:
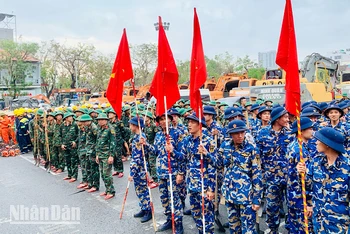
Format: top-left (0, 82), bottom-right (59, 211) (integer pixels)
top-left (154, 22), bottom-right (170, 31)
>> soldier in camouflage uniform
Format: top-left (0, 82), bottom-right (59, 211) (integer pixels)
top-left (286, 118), bottom-right (315, 233)
top-left (148, 113), bottom-right (184, 233)
top-left (219, 120), bottom-right (263, 233)
top-left (297, 127), bottom-right (350, 233)
top-left (76, 115), bottom-right (89, 189)
top-left (29, 110), bottom-right (42, 160)
top-left (53, 111), bottom-right (65, 173)
top-left (83, 113), bottom-right (100, 193)
top-left (178, 113), bottom-right (217, 234)
top-left (107, 108), bottom-right (127, 178)
top-left (46, 112), bottom-right (56, 171)
top-left (60, 112), bottom-right (79, 183)
top-left (128, 116), bottom-right (153, 223)
top-left (144, 111), bottom-right (158, 187)
top-left (256, 107), bottom-right (292, 233)
top-left (37, 111), bottom-right (46, 163)
top-left (96, 113), bottom-right (116, 200)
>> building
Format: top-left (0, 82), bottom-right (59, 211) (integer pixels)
top-left (258, 50), bottom-right (277, 69)
top-left (327, 49), bottom-right (350, 65)
top-left (0, 50), bottom-right (41, 98)
top-left (0, 13), bottom-right (15, 41)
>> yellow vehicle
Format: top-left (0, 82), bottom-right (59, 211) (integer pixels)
top-left (207, 73), bottom-right (248, 100)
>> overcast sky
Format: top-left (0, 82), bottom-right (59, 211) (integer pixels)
top-left (1, 0), bottom-right (349, 62)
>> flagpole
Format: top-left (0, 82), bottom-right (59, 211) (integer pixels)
top-left (164, 95), bottom-right (176, 234)
top-left (132, 80), bottom-right (158, 232)
top-left (198, 107), bottom-right (206, 234)
top-left (295, 102), bottom-right (309, 234)
top-left (119, 180), bottom-right (130, 219)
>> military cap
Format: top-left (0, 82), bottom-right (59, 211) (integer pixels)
top-left (79, 114), bottom-right (93, 122)
top-left (226, 120), bottom-right (248, 134)
top-left (95, 113), bottom-right (109, 120)
top-left (290, 117), bottom-right (313, 134)
top-left (315, 127), bottom-right (345, 153)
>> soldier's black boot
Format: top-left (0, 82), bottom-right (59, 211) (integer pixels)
top-left (158, 219), bottom-right (172, 232)
top-left (140, 210), bottom-right (152, 223)
top-left (133, 210), bottom-right (145, 218)
top-left (183, 209), bottom-right (191, 215)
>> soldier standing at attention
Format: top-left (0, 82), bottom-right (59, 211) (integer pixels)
top-left (53, 111), bottom-right (64, 173)
top-left (297, 127), bottom-right (350, 233)
top-left (148, 112), bottom-right (184, 233)
top-left (178, 113), bottom-right (217, 234)
top-left (76, 115), bottom-right (88, 189)
top-left (128, 116), bottom-right (152, 223)
top-left (60, 112), bottom-right (79, 183)
top-left (144, 111), bottom-right (159, 188)
top-left (256, 107), bottom-right (292, 234)
top-left (83, 114), bottom-right (100, 193)
top-left (219, 119), bottom-right (263, 233)
top-left (107, 108), bottom-right (127, 178)
top-left (95, 113), bottom-right (116, 200)
top-left (45, 112), bottom-right (56, 171)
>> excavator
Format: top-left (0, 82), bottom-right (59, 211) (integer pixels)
top-left (250, 53), bottom-right (339, 103)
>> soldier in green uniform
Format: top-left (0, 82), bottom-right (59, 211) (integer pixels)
top-left (38, 112), bottom-right (46, 164)
top-left (46, 112), bottom-right (56, 171)
top-left (143, 111), bottom-right (158, 187)
top-left (106, 108), bottom-right (128, 178)
top-left (83, 113), bottom-right (100, 193)
top-left (122, 106), bottom-right (131, 127)
top-left (60, 112), bottom-right (79, 183)
top-left (29, 109), bottom-right (43, 164)
top-left (76, 115), bottom-right (88, 189)
top-left (53, 111), bottom-right (64, 173)
top-left (96, 113), bottom-right (116, 200)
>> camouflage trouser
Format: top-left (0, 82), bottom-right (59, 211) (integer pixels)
top-left (99, 157), bottom-right (115, 194)
top-left (79, 153), bottom-right (88, 183)
top-left (113, 146), bottom-right (123, 173)
top-left (86, 154), bottom-right (100, 189)
top-left (265, 181), bottom-right (286, 232)
top-left (178, 178), bottom-right (187, 203)
top-left (226, 201), bottom-right (257, 233)
top-left (159, 177), bottom-right (183, 224)
top-left (286, 207), bottom-right (313, 234)
top-left (63, 147), bottom-right (79, 179)
top-left (53, 146), bottom-right (65, 171)
top-left (189, 191), bottom-right (215, 234)
top-left (39, 141), bottom-right (46, 160)
top-left (147, 152), bottom-right (157, 181)
top-left (134, 172), bottom-right (151, 211)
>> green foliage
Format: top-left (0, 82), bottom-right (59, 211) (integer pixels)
top-left (248, 67), bottom-right (265, 80)
top-left (0, 40), bottom-right (39, 98)
top-left (130, 43), bottom-right (157, 86)
top-left (177, 60), bottom-right (190, 83)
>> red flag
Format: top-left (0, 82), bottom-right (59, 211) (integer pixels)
top-left (150, 16), bottom-right (180, 116)
top-left (190, 8), bottom-right (207, 118)
top-left (276, 0), bottom-right (300, 116)
top-left (106, 28), bottom-right (133, 120)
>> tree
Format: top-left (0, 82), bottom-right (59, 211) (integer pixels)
top-left (52, 42), bottom-right (95, 88)
top-left (248, 67), bottom-right (265, 80)
top-left (234, 55), bottom-right (259, 73)
top-left (177, 60), bottom-right (190, 84)
top-left (38, 41), bottom-right (60, 98)
top-left (130, 43), bottom-right (157, 86)
top-left (0, 40), bottom-right (39, 98)
top-left (83, 53), bottom-right (113, 91)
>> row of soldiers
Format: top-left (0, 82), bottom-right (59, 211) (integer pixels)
top-left (25, 98), bottom-right (350, 234)
top-left (125, 98), bottom-right (350, 234)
